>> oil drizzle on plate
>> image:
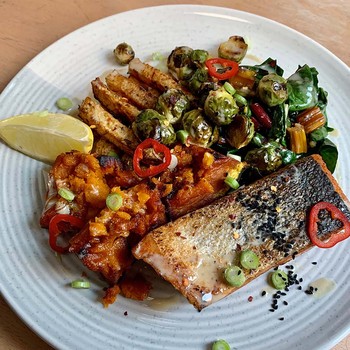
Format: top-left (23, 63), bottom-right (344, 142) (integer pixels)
top-left (309, 278), bottom-right (336, 298)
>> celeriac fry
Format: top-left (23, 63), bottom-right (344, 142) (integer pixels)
top-left (92, 136), bottom-right (120, 157)
top-left (128, 58), bottom-right (193, 99)
top-left (91, 78), bottom-right (140, 123)
top-left (79, 97), bottom-right (139, 155)
top-left (106, 70), bottom-right (159, 109)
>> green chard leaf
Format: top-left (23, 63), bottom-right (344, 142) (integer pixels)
top-left (243, 58), bottom-right (284, 81)
top-left (286, 64), bottom-right (319, 112)
top-left (312, 138), bottom-right (338, 173)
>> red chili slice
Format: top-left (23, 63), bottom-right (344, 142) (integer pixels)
top-left (133, 138), bottom-right (172, 178)
top-left (308, 201), bottom-right (350, 248)
top-left (205, 58), bottom-right (239, 80)
top-left (48, 214), bottom-right (85, 254)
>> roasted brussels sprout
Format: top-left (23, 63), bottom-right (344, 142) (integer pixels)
top-left (204, 87), bottom-right (239, 126)
top-left (182, 109), bottom-right (218, 147)
top-left (190, 49), bottom-right (209, 66)
top-left (257, 73), bottom-right (288, 106)
top-left (225, 115), bottom-right (255, 149)
top-left (188, 68), bottom-right (209, 94)
top-left (167, 46), bottom-right (195, 81)
top-left (218, 36), bottom-right (248, 63)
top-left (113, 42), bottom-right (135, 65)
top-left (197, 81), bottom-right (221, 107)
top-left (245, 144), bottom-right (283, 173)
top-left (132, 109), bottom-right (176, 145)
top-left (155, 89), bottom-right (190, 124)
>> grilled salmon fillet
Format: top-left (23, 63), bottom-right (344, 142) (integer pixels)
top-left (133, 155), bottom-right (350, 310)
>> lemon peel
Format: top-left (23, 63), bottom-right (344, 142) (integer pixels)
top-left (0, 111), bottom-right (94, 163)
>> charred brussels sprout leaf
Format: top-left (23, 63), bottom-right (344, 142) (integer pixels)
top-left (218, 36), bottom-right (248, 63)
top-left (132, 109), bottom-right (176, 145)
top-left (257, 73), bottom-right (288, 107)
top-left (113, 42), bottom-right (135, 65)
top-left (188, 68), bottom-right (209, 94)
top-left (204, 87), bottom-right (239, 126)
top-left (182, 109), bottom-right (218, 147)
top-left (245, 144), bottom-right (283, 174)
top-left (225, 115), bottom-right (254, 149)
top-left (287, 65), bottom-right (319, 112)
top-left (156, 89), bottom-right (190, 124)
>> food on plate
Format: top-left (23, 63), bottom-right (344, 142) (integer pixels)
top-left (30, 35), bottom-right (348, 308)
top-left (105, 70), bottom-right (160, 110)
top-left (78, 97), bottom-right (139, 155)
top-left (218, 35), bottom-right (248, 63)
top-left (46, 144), bottom-right (242, 285)
top-left (133, 155), bottom-right (350, 310)
top-left (129, 58), bottom-right (193, 98)
top-left (113, 42), bottom-right (135, 65)
top-left (91, 77), bottom-right (140, 123)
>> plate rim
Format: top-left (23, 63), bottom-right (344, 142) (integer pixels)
top-left (1, 4), bottom-right (350, 350)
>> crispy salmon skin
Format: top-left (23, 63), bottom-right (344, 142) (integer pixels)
top-left (133, 155), bottom-right (350, 310)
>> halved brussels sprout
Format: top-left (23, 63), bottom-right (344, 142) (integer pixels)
top-left (218, 36), bottom-right (248, 63)
top-left (156, 89), bottom-right (190, 124)
top-left (257, 73), bottom-right (288, 107)
top-left (245, 144), bottom-right (283, 173)
top-left (225, 115), bottom-right (255, 149)
top-left (182, 109), bottom-right (218, 147)
top-left (167, 46), bottom-right (195, 81)
top-left (132, 109), bottom-right (176, 145)
top-left (204, 87), bottom-right (239, 126)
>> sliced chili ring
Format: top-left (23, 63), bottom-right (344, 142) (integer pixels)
top-left (132, 138), bottom-right (171, 178)
top-left (48, 214), bottom-right (85, 254)
top-left (308, 201), bottom-right (350, 248)
top-left (205, 58), bottom-right (239, 80)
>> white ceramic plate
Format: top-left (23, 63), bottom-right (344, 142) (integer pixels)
top-left (1, 5), bottom-right (350, 350)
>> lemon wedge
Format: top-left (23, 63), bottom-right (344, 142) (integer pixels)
top-left (0, 111), bottom-right (94, 163)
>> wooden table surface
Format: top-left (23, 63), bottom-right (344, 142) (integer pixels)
top-left (0, 1), bottom-right (349, 349)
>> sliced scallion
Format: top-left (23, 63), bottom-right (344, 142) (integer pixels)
top-left (152, 52), bottom-right (164, 61)
top-left (240, 250), bottom-right (260, 270)
top-left (58, 187), bottom-right (75, 201)
top-left (212, 339), bottom-right (231, 350)
top-left (224, 265), bottom-right (245, 287)
top-left (223, 82), bottom-right (236, 96)
top-left (71, 279), bottom-right (90, 289)
top-left (176, 130), bottom-right (189, 144)
top-left (106, 193), bottom-right (123, 211)
top-left (234, 93), bottom-right (248, 106)
top-left (56, 97), bottom-right (73, 111)
top-left (225, 176), bottom-right (240, 190)
top-left (107, 151), bottom-right (119, 158)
